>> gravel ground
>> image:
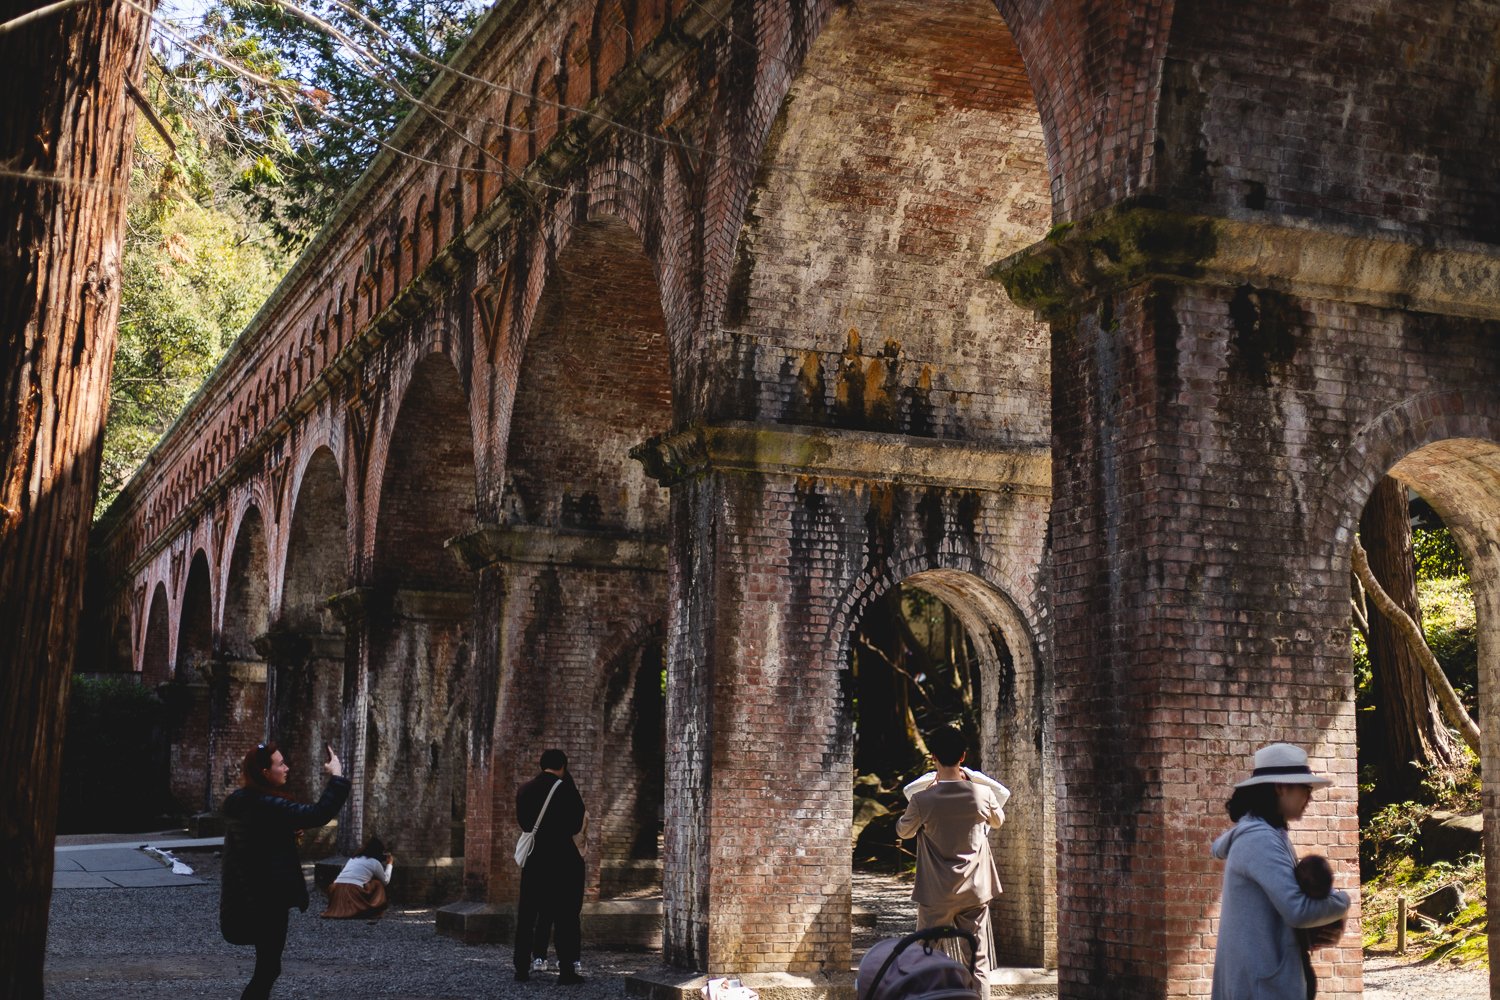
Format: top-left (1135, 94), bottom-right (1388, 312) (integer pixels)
top-left (45, 853), bottom-right (1490, 998)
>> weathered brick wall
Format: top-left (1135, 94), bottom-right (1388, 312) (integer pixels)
top-left (718, 0), bottom-right (1049, 440)
top-left (1046, 275), bottom-right (1500, 998)
top-left (662, 461), bottom-right (1051, 973)
top-left (482, 559), bottom-right (668, 904)
top-left (1157, 1), bottom-right (1500, 244)
top-left (363, 601), bottom-right (472, 902)
top-left (503, 219), bottom-right (672, 532)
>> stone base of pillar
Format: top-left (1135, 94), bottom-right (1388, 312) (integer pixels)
top-left (434, 899), bottom-right (665, 948)
top-left (188, 811), bottom-right (225, 838)
top-left (626, 966), bottom-right (1057, 999)
top-left (626, 968), bottom-right (854, 1000)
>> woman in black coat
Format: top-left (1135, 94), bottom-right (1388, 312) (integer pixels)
top-left (221, 740), bottom-right (350, 1000)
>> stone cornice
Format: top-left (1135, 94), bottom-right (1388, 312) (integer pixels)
top-left (990, 202), bottom-right (1500, 321)
top-left (446, 524), bottom-right (667, 572)
top-left (630, 422), bottom-right (1051, 494)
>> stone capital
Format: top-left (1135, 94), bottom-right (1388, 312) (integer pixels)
top-left (631, 422), bottom-right (1050, 494)
top-left (202, 658), bottom-right (268, 686)
top-left (253, 628), bottom-right (311, 665)
top-left (326, 587), bottom-right (378, 628)
top-left (446, 524), bottom-right (667, 572)
top-left (990, 199), bottom-right (1500, 321)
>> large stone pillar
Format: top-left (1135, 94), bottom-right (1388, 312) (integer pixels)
top-left (201, 658), bottom-right (268, 812)
top-left (440, 524), bottom-right (667, 937)
top-left (994, 205), bottom-right (1500, 999)
top-left (330, 585), bottom-right (472, 902)
top-left (636, 423), bottom-right (1052, 981)
top-left (257, 628), bottom-right (345, 856)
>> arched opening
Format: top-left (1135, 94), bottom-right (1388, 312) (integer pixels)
top-left (848, 569), bottom-right (1053, 971)
top-left (141, 582), bottom-right (171, 686)
top-left (108, 614), bottom-right (133, 673)
top-left (490, 216), bottom-right (672, 921)
top-left (271, 447), bottom-right (350, 815)
top-left (213, 506), bottom-right (271, 809)
top-left (369, 353), bottom-right (477, 902)
top-left (169, 552), bottom-right (215, 813)
top-left (223, 506), bottom-right (271, 660)
top-left (178, 552), bottom-right (213, 678)
top-left (1351, 439), bottom-right (1498, 983)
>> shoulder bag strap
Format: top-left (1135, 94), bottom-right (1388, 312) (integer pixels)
top-left (528, 778), bottom-right (562, 834)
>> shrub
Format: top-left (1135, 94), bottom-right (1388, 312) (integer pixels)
top-left (57, 676), bottom-right (176, 833)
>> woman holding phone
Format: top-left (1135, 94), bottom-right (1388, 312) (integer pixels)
top-left (221, 740), bottom-right (349, 1000)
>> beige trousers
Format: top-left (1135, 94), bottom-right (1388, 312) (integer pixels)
top-left (916, 900), bottom-right (994, 992)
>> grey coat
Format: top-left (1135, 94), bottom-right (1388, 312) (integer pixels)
top-left (1210, 816), bottom-right (1350, 1000)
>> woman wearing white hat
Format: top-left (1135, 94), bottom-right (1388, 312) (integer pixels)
top-left (1210, 744), bottom-right (1351, 1000)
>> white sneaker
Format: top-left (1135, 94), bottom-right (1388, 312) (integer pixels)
top-left (572, 961), bottom-right (583, 975)
top-left (530, 958), bottom-right (545, 973)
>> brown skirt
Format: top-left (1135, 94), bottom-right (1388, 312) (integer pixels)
top-left (321, 879), bottom-right (389, 919)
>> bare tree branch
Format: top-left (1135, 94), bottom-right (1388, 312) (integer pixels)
top-left (1351, 537), bottom-right (1480, 754)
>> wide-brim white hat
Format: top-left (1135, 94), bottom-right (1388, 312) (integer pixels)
top-left (1234, 743), bottom-right (1332, 789)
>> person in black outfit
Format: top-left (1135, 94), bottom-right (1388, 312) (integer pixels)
top-left (514, 748), bottom-right (586, 984)
top-left (220, 740), bottom-right (350, 1000)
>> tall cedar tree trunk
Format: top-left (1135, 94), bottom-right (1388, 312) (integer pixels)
top-left (0, 1), bottom-right (151, 993)
top-left (1360, 477), bottom-right (1458, 802)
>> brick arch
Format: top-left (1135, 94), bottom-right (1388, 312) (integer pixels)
top-left (500, 215), bottom-right (672, 532)
top-left (1313, 389), bottom-right (1500, 571)
top-left (527, 59), bottom-right (552, 160)
top-left (710, 0), bottom-right (1051, 440)
top-left (361, 350), bottom-right (476, 899)
top-left (108, 611), bottom-right (133, 674)
top-left (177, 549), bottom-right (214, 679)
top-left (832, 550), bottom-right (1054, 968)
top-left (366, 351), bottom-right (478, 585)
top-left (280, 447), bottom-right (350, 634)
top-left (221, 504), bottom-right (271, 661)
top-left (589, 617), bottom-right (666, 896)
top-left (141, 582), bottom-right (172, 686)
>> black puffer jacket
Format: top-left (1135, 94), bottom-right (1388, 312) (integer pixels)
top-left (220, 777), bottom-right (350, 940)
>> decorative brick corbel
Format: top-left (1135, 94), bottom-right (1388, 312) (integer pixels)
top-left (630, 427), bottom-right (709, 487)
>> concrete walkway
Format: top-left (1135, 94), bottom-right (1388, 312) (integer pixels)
top-left (52, 829), bottom-right (216, 890)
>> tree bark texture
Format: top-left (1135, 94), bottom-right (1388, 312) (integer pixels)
top-left (0, 1), bottom-right (152, 993)
top-left (1359, 477), bottom-right (1457, 802)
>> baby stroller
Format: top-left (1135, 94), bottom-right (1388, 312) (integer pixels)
top-left (856, 926), bottom-right (983, 1000)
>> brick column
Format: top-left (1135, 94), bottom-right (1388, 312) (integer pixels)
top-left (330, 584), bottom-right (473, 900)
top-left (449, 523), bottom-right (668, 906)
top-left (637, 423), bottom-right (1052, 979)
top-left (994, 203), bottom-right (1500, 999)
top-left (202, 658), bottom-right (268, 812)
top-left (257, 628), bottom-right (346, 856)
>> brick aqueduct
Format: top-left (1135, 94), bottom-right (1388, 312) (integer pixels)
top-left (86, 0), bottom-right (1500, 996)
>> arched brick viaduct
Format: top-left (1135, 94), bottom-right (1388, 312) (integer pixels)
top-left (85, 0), bottom-right (1500, 996)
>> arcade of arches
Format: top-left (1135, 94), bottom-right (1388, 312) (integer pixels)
top-left (84, 0), bottom-right (1500, 996)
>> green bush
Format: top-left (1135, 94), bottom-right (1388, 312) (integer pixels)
top-left (58, 676), bottom-right (176, 833)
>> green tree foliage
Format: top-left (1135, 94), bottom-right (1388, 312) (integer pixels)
top-left (201, 0), bottom-right (484, 248)
top-left (57, 677), bottom-right (175, 833)
top-left (97, 65), bottom-right (290, 515)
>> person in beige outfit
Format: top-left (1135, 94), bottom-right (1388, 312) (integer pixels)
top-left (896, 727), bottom-right (1007, 992)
